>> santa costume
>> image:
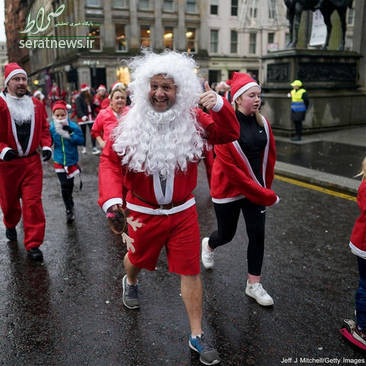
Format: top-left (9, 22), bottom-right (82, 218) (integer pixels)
top-left (202, 72), bottom-right (279, 307)
top-left (93, 84), bottom-right (108, 115)
top-left (0, 63), bottom-right (52, 254)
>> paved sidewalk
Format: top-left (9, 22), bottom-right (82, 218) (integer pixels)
top-left (274, 126), bottom-right (366, 194)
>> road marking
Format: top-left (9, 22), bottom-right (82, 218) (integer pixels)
top-left (275, 174), bottom-right (357, 202)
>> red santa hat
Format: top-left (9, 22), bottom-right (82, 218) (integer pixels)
top-left (52, 100), bottom-right (67, 113)
top-left (33, 90), bottom-right (42, 97)
top-left (111, 81), bottom-right (123, 91)
top-left (230, 72), bottom-right (259, 103)
top-left (80, 83), bottom-right (90, 92)
top-left (97, 84), bottom-right (106, 91)
top-left (4, 63), bottom-right (27, 86)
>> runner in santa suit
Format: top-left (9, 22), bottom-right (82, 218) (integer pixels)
top-left (0, 63), bottom-right (52, 261)
top-left (93, 84), bottom-right (108, 115)
top-left (201, 72), bottom-right (280, 307)
top-left (98, 51), bottom-right (239, 366)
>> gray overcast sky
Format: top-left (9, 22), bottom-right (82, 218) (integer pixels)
top-left (0, 0), bottom-right (5, 42)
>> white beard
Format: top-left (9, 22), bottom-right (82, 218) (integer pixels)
top-left (54, 118), bottom-right (70, 139)
top-left (4, 94), bottom-right (33, 126)
top-left (112, 103), bottom-right (205, 178)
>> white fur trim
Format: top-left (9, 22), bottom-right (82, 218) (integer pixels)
top-left (212, 195), bottom-right (245, 204)
top-left (232, 82), bottom-right (259, 102)
top-left (212, 94), bottom-right (224, 112)
top-left (42, 146), bottom-right (52, 151)
top-left (102, 198), bottom-right (123, 213)
top-left (261, 115), bottom-right (269, 187)
top-left (80, 86), bottom-right (89, 92)
top-left (153, 172), bottom-right (174, 204)
top-left (349, 241), bottom-right (366, 259)
top-left (67, 169), bottom-right (80, 178)
top-left (0, 147), bottom-right (12, 160)
top-left (5, 69), bottom-right (27, 86)
top-left (126, 197), bottom-right (195, 216)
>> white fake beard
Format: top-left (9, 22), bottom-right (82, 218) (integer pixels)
top-left (112, 103), bottom-right (205, 178)
top-left (6, 94), bottom-right (33, 126)
top-left (54, 118), bottom-right (70, 139)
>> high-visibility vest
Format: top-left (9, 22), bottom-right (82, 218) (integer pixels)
top-left (290, 88), bottom-right (307, 112)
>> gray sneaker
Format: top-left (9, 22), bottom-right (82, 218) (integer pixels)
top-left (189, 334), bottom-right (221, 365)
top-left (122, 274), bottom-right (140, 309)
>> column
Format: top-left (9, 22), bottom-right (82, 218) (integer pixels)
top-left (154, 0), bottom-right (163, 49)
top-left (129, 0), bottom-right (140, 49)
top-left (177, 0), bottom-right (186, 50)
top-left (103, 0), bottom-right (114, 49)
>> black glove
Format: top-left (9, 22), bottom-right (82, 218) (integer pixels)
top-left (3, 149), bottom-right (18, 161)
top-left (42, 149), bottom-right (52, 162)
top-left (62, 125), bottom-right (73, 134)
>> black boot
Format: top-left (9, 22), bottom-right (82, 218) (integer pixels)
top-left (6, 227), bottom-right (17, 241)
top-left (27, 247), bottom-right (43, 261)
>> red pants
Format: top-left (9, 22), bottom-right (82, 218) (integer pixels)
top-left (127, 205), bottom-right (200, 275)
top-left (0, 154), bottom-right (45, 250)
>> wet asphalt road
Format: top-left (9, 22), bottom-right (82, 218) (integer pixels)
top-left (0, 149), bottom-right (364, 366)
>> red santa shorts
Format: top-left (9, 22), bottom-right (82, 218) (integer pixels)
top-left (127, 205), bottom-right (200, 275)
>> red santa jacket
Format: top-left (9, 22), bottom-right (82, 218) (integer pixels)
top-left (98, 98), bottom-right (239, 213)
top-left (349, 180), bottom-right (366, 257)
top-left (210, 115), bottom-right (279, 207)
top-left (91, 105), bottom-right (130, 144)
top-left (0, 95), bottom-right (52, 160)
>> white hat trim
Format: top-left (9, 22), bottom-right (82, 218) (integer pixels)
top-left (81, 86), bottom-right (89, 92)
top-left (5, 69), bottom-right (27, 86)
top-left (232, 82), bottom-right (259, 102)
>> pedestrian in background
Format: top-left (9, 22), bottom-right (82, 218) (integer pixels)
top-left (201, 72), bottom-right (279, 307)
top-left (75, 83), bottom-right (100, 155)
top-left (49, 100), bottom-right (84, 223)
top-left (288, 79), bottom-right (309, 141)
top-left (0, 63), bottom-right (52, 261)
top-left (93, 84), bottom-right (108, 115)
top-left (91, 85), bottom-right (129, 152)
top-left (348, 156), bottom-right (366, 345)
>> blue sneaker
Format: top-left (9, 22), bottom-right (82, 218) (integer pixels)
top-left (189, 334), bottom-right (221, 365)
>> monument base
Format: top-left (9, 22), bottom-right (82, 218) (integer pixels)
top-left (261, 49), bottom-right (366, 136)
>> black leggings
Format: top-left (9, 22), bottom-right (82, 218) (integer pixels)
top-left (80, 123), bottom-right (96, 148)
top-left (57, 172), bottom-right (74, 211)
top-left (209, 199), bottom-right (266, 276)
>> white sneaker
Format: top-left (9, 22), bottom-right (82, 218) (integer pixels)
top-left (81, 147), bottom-right (87, 154)
top-left (201, 237), bottom-right (215, 269)
top-left (245, 281), bottom-right (274, 306)
top-left (92, 147), bottom-right (100, 155)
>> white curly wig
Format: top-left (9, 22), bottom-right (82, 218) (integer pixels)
top-left (112, 50), bottom-right (206, 178)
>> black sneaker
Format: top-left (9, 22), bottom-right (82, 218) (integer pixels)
top-left (122, 274), bottom-right (139, 309)
top-left (5, 227), bottom-right (17, 241)
top-left (27, 247), bottom-right (43, 262)
top-left (189, 334), bottom-right (221, 365)
top-left (66, 209), bottom-right (75, 224)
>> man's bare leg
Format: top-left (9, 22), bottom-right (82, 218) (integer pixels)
top-left (181, 274), bottom-right (203, 336)
top-left (124, 253), bottom-right (141, 284)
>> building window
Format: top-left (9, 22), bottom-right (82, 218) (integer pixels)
top-left (112, 0), bottom-right (127, 8)
top-left (285, 32), bottom-right (290, 45)
top-left (88, 26), bottom-right (101, 51)
top-left (347, 7), bottom-right (355, 25)
top-left (140, 25), bottom-right (150, 48)
top-left (249, 33), bottom-right (256, 54)
top-left (186, 28), bottom-right (196, 53)
top-left (187, 0), bottom-right (196, 13)
top-left (210, 29), bottom-right (218, 53)
top-left (86, 0), bottom-right (101, 6)
top-left (138, 0), bottom-right (150, 10)
top-left (249, 2), bottom-right (257, 18)
top-left (163, 0), bottom-right (174, 12)
top-left (230, 30), bottom-right (238, 53)
top-left (268, 0), bottom-right (276, 19)
top-left (115, 24), bottom-right (127, 51)
top-left (231, 0), bottom-right (238, 16)
top-left (210, 0), bottom-right (218, 15)
top-left (164, 27), bottom-right (174, 49)
top-left (268, 32), bottom-right (274, 44)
